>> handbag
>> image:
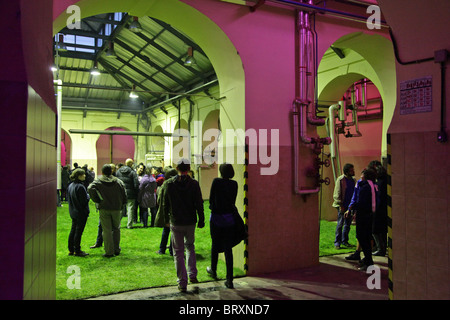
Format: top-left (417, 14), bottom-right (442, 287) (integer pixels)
top-left (231, 209), bottom-right (248, 248)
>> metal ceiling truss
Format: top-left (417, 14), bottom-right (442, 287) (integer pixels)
top-left (55, 12), bottom-right (217, 117)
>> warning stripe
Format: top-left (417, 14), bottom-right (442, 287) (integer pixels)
top-left (387, 133), bottom-right (393, 300)
top-left (243, 143), bottom-right (249, 273)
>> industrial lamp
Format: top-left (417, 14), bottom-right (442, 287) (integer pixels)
top-left (129, 85), bottom-right (139, 98)
top-left (184, 47), bottom-right (196, 66)
top-left (129, 16), bottom-right (143, 33)
top-left (105, 42), bottom-right (117, 58)
top-left (90, 61), bottom-right (101, 76)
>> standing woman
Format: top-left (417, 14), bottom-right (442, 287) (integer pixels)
top-left (67, 168), bottom-right (90, 257)
top-left (207, 163), bottom-right (238, 289)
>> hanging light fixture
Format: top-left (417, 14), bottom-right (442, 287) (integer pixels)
top-left (129, 16), bottom-right (143, 33)
top-left (105, 42), bottom-right (117, 58)
top-left (56, 34), bottom-right (67, 52)
top-left (90, 61), bottom-right (101, 76)
top-left (184, 46), bottom-right (196, 66)
top-left (129, 85), bottom-right (139, 98)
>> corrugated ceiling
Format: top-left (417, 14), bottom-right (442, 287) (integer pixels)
top-left (54, 13), bottom-right (216, 114)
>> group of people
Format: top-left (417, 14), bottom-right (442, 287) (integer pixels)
top-left (65, 157), bottom-right (246, 292)
top-left (332, 160), bottom-right (388, 271)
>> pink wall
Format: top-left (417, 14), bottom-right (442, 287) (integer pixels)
top-left (0, 0), bottom-right (56, 299)
top-left (96, 127), bottom-right (135, 173)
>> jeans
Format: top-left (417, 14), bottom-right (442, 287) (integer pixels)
top-left (334, 208), bottom-right (352, 246)
top-left (68, 215), bottom-right (88, 253)
top-left (170, 224), bottom-right (197, 288)
top-left (159, 226), bottom-right (173, 255)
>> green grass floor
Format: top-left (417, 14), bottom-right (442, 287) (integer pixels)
top-left (56, 201), bottom-right (356, 300)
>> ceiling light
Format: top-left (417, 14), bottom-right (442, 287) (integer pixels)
top-left (90, 61), bottom-right (101, 76)
top-left (129, 85), bottom-right (138, 98)
top-left (105, 42), bottom-right (117, 58)
top-left (184, 47), bottom-right (196, 66)
top-left (56, 34), bottom-right (67, 52)
top-left (129, 17), bottom-right (142, 33)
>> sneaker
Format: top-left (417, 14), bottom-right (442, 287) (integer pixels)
top-left (68, 252), bottom-right (74, 256)
top-left (178, 285), bottom-right (187, 293)
top-left (90, 244), bottom-right (102, 249)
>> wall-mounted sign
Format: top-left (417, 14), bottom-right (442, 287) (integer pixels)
top-left (399, 76), bottom-right (432, 115)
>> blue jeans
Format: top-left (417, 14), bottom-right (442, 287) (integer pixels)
top-left (334, 209), bottom-right (352, 246)
top-left (170, 224), bottom-right (197, 288)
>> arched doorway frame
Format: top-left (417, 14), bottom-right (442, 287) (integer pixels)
top-left (317, 32), bottom-right (397, 157)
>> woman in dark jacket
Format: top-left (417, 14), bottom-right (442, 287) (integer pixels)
top-left (353, 168), bottom-right (378, 271)
top-left (67, 168), bottom-right (90, 257)
top-left (207, 163), bottom-right (238, 289)
top-left (138, 168), bottom-right (157, 227)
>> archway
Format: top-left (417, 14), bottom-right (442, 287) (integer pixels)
top-left (61, 129), bottom-right (72, 167)
top-left (146, 125), bottom-right (165, 168)
top-left (96, 127), bottom-right (135, 174)
top-left (172, 119), bottom-right (189, 166)
top-left (198, 109), bottom-right (220, 195)
top-left (316, 32), bottom-right (396, 254)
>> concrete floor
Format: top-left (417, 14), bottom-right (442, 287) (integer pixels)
top-left (88, 253), bottom-right (389, 301)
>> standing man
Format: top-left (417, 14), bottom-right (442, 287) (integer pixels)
top-left (116, 158), bottom-right (139, 229)
top-left (332, 163), bottom-right (356, 249)
top-left (88, 164), bottom-right (127, 257)
top-left (161, 159), bottom-right (205, 292)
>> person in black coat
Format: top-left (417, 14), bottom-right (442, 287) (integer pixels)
top-left (116, 158), bottom-right (139, 228)
top-left (207, 163), bottom-right (239, 289)
top-left (353, 168), bottom-right (378, 271)
top-left (67, 168), bottom-right (90, 257)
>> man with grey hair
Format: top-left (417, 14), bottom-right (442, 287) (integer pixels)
top-left (116, 158), bottom-right (139, 229)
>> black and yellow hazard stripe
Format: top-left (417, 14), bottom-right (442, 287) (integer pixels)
top-left (387, 133), bottom-right (393, 300)
top-left (243, 143), bottom-right (249, 273)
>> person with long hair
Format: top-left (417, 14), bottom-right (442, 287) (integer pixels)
top-left (207, 163), bottom-right (238, 289)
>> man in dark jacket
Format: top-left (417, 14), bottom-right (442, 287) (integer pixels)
top-left (116, 158), bottom-right (139, 228)
top-left (88, 164), bottom-right (127, 257)
top-left (67, 168), bottom-right (90, 257)
top-left (162, 159), bottom-right (204, 292)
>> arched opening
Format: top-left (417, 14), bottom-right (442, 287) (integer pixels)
top-left (198, 109), bottom-right (220, 196)
top-left (61, 129), bottom-right (72, 167)
top-left (316, 32), bottom-right (396, 256)
top-left (53, 0), bottom-right (245, 299)
top-left (95, 127), bottom-right (135, 174)
top-left (146, 125), bottom-right (165, 168)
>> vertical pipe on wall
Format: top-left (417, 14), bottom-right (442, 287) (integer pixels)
top-left (293, 2), bottom-right (331, 195)
top-left (55, 79), bottom-right (62, 190)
